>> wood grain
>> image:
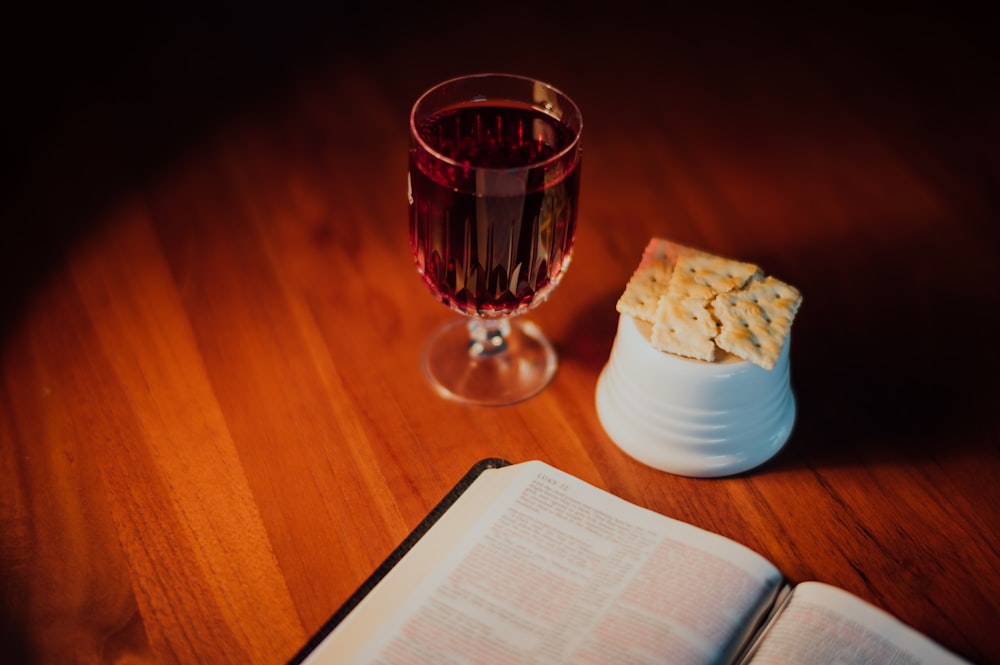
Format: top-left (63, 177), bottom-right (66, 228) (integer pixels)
top-left (2, 4), bottom-right (997, 663)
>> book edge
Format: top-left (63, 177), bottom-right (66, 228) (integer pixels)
top-left (286, 457), bottom-right (512, 665)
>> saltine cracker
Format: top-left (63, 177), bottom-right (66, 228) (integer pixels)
top-left (650, 295), bottom-right (718, 361)
top-left (667, 254), bottom-right (762, 300)
top-left (616, 238), bottom-right (704, 322)
top-left (712, 276), bottom-right (802, 370)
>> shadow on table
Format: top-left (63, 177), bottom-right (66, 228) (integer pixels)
top-left (784, 236), bottom-right (998, 468)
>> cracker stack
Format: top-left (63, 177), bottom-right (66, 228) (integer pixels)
top-left (616, 238), bottom-right (802, 370)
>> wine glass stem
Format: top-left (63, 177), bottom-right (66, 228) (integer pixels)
top-left (468, 319), bottom-right (511, 358)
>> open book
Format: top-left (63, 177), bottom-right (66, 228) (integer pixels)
top-left (289, 459), bottom-right (972, 665)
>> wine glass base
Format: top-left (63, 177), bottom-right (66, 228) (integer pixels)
top-left (422, 318), bottom-right (558, 406)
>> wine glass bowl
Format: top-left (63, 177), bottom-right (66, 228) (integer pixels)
top-left (408, 73), bottom-right (583, 405)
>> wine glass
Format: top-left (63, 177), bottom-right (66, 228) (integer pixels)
top-left (408, 73), bottom-right (583, 406)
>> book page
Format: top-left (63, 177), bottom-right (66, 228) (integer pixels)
top-left (307, 460), bottom-right (784, 665)
top-left (740, 581), bottom-right (971, 665)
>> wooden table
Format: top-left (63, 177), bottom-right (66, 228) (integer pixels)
top-left (2, 5), bottom-right (997, 664)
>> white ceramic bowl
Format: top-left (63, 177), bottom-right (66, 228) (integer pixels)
top-left (595, 315), bottom-right (795, 477)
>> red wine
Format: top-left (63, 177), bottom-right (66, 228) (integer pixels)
top-left (409, 102), bottom-right (581, 318)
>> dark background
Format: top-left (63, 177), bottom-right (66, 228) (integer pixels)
top-left (1, 1), bottom-right (996, 334)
